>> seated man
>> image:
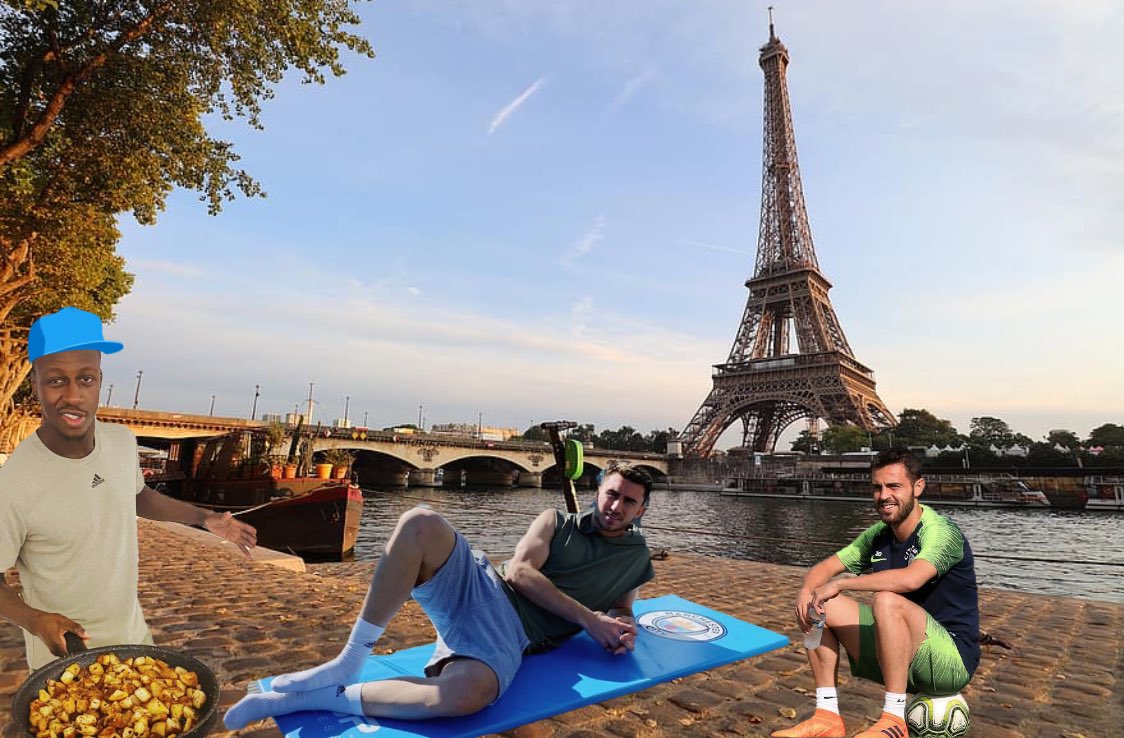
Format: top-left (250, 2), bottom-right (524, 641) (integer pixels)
top-left (773, 448), bottom-right (979, 738)
top-left (224, 463), bottom-right (655, 728)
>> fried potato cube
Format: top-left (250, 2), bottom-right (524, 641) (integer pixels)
top-left (78, 727), bottom-right (98, 737)
top-left (190, 689), bottom-right (205, 709)
top-left (63, 727), bottom-right (77, 738)
top-left (39, 689), bottom-right (51, 702)
top-left (133, 686), bottom-right (151, 704)
top-left (120, 697), bottom-right (134, 710)
top-left (149, 723), bottom-right (165, 738)
top-left (107, 689), bottom-right (128, 702)
top-left (89, 698), bottom-right (102, 712)
top-left (88, 663), bottom-right (104, 676)
top-left (164, 717), bottom-right (179, 733)
top-left (120, 729), bottom-right (134, 738)
top-left (132, 716), bottom-right (148, 735)
top-left (169, 704), bottom-right (183, 721)
top-left (61, 665), bottom-right (80, 684)
top-left (74, 715), bottom-right (97, 726)
top-left (146, 700), bottom-right (168, 719)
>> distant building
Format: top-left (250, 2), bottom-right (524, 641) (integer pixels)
top-left (430, 422), bottom-right (520, 441)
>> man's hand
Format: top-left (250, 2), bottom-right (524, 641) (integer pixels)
top-left (203, 512), bottom-right (257, 559)
top-left (585, 611), bottom-right (638, 655)
top-left (31, 611), bottom-right (88, 658)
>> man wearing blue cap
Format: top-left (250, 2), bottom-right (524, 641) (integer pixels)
top-left (0, 307), bottom-right (258, 669)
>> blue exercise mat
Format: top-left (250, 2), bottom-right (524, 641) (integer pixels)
top-left (261, 594), bottom-right (788, 738)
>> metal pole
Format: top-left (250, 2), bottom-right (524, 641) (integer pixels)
top-left (363, 410), bottom-right (368, 427)
top-left (344, 395), bottom-right (350, 425)
top-left (132, 370), bottom-right (143, 410)
top-left (251, 384), bottom-right (260, 420)
top-left (478, 412), bottom-right (483, 440)
top-left (418, 405), bottom-right (423, 429)
top-left (209, 395), bottom-right (216, 416)
top-left (105, 384), bottom-right (114, 406)
top-left (306, 382), bottom-right (314, 424)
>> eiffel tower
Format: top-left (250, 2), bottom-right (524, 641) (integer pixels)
top-left (679, 18), bottom-right (895, 457)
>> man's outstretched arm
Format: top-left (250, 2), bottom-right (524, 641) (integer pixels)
top-left (504, 510), bottom-right (636, 654)
top-left (135, 485), bottom-right (257, 557)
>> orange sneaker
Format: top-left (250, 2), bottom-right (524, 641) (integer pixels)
top-left (852, 711), bottom-right (908, 738)
top-left (770, 708), bottom-right (846, 737)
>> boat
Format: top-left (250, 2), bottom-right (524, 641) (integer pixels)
top-left (721, 472), bottom-right (1051, 508)
top-left (1085, 476), bottom-right (1124, 511)
top-left (146, 430), bottom-right (363, 559)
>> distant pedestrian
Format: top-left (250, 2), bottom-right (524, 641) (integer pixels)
top-left (224, 463), bottom-right (654, 728)
top-left (772, 448), bottom-right (979, 738)
top-left (0, 307), bottom-right (257, 668)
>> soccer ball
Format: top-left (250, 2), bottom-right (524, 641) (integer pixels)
top-left (906, 693), bottom-right (970, 737)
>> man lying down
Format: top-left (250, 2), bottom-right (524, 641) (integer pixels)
top-left (224, 464), bottom-right (654, 728)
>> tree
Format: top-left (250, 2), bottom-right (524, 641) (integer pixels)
top-left (892, 408), bottom-right (963, 448)
top-left (969, 416), bottom-right (1019, 449)
top-left (643, 427), bottom-right (678, 454)
top-left (789, 430), bottom-right (817, 454)
top-left (0, 1), bottom-right (374, 440)
top-left (1087, 423), bottom-right (1124, 449)
top-left (820, 425), bottom-right (867, 455)
top-left (520, 425), bottom-right (549, 442)
top-left (1045, 429), bottom-right (1081, 450)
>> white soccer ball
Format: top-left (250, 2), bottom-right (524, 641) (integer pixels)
top-left (906, 692), bottom-right (970, 738)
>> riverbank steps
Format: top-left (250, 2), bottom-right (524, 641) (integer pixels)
top-left (1, 520), bottom-right (1119, 737)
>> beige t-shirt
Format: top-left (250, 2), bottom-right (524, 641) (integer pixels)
top-left (0, 421), bottom-right (152, 669)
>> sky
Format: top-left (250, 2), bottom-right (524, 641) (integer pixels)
top-left (104, 0), bottom-right (1124, 447)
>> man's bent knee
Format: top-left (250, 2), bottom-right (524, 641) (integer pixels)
top-left (432, 661), bottom-right (498, 716)
top-left (870, 590), bottom-right (913, 618)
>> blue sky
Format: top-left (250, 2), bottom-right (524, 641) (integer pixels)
top-left (105, 0), bottom-right (1123, 445)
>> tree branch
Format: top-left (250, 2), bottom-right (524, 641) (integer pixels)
top-left (0, 1), bottom-right (175, 167)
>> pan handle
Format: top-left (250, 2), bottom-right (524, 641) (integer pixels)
top-left (64, 631), bottom-right (88, 655)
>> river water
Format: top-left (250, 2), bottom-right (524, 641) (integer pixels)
top-left (352, 486), bottom-right (1124, 604)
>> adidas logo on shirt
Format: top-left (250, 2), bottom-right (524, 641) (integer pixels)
top-left (91, 474), bottom-right (105, 488)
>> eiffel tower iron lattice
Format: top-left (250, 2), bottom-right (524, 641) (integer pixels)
top-left (679, 19), bottom-right (895, 457)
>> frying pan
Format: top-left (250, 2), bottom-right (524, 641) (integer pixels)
top-left (12, 634), bottom-right (220, 737)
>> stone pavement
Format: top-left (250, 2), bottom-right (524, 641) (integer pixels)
top-left (2, 520), bottom-right (1120, 737)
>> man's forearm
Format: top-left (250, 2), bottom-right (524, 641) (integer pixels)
top-left (135, 486), bottom-right (208, 525)
top-left (506, 564), bottom-right (595, 629)
top-left (0, 580), bottom-right (38, 633)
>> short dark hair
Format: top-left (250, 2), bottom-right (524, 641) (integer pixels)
top-left (604, 462), bottom-right (653, 502)
top-left (871, 447), bottom-right (923, 484)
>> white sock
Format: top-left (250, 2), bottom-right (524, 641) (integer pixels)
top-left (815, 687), bottom-right (840, 715)
top-left (271, 619), bottom-right (384, 692)
top-left (223, 683), bottom-right (365, 729)
top-left (883, 691), bottom-right (907, 720)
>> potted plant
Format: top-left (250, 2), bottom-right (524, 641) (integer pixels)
top-left (323, 448), bottom-right (354, 479)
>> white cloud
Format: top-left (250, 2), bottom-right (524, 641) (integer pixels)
top-left (564, 215), bottom-right (606, 263)
top-left (608, 70), bottom-right (653, 111)
top-left (488, 77), bottom-right (547, 135)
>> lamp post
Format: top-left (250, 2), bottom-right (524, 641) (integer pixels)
top-left (209, 395), bottom-right (216, 416)
top-left (344, 394), bottom-right (350, 426)
top-left (478, 412), bottom-right (483, 440)
top-left (251, 384), bottom-right (260, 420)
top-left (418, 404), bottom-right (423, 429)
top-left (105, 384), bottom-right (114, 406)
top-left (363, 410), bottom-right (369, 427)
top-left (132, 370), bottom-right (143, 410)
top-left (306, 382), bottom-right (315, 425)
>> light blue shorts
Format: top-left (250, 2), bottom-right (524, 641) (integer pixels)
top-left (411, 532), bottom-right (530, 700)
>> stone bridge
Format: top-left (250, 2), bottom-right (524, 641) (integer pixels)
top-left (46, 408), bottom-right (669, 489)
top-left (309, 432), bottom-right (669, 488)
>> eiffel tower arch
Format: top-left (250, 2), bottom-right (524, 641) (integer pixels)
top-left (679, 18), bottom-right (895, 457)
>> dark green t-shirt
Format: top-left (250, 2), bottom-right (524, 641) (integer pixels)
top-left (501, 509), bottom-right (654, 652)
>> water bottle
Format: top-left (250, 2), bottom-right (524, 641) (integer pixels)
top-left (804, 604), bottom-right (826, 649)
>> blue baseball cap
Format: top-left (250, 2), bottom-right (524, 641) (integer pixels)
top-left (28, 307), bottom-right (124, 363)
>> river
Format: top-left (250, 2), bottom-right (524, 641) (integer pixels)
top-left (351, 486), bottom-right (1124, 604)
